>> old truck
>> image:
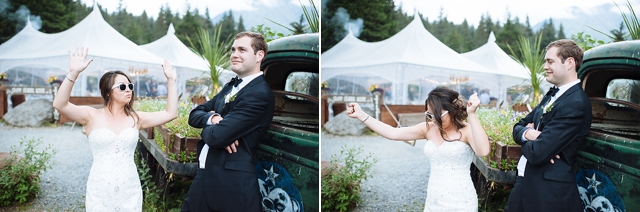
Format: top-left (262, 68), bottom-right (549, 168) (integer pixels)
top-left (573, 40), bottom-right (640, 211)
top-left (137, 33), bottom-right (319, 212)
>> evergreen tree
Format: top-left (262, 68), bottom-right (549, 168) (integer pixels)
top-left (290, 14), bottom-right (307, 34)
top-left (0, 0), bottom-right (76, 43)
top-left (321, 0), bottom-right (397, 52)
top-left (609, 22), bottom-right (626, 41)
top-left (394, 3), bottom-right (411, 33)
top-left (521, 15), bottom-right (534, 39)
top-left (557, 23), bottom-right (566, 39)
top-left (497, 15), bottom-right (522, 53)
top-left (216, 10), bottom-right (236, 40)
top-left (177, 6), bottom-right (204, 49)
top-left (203, 7), bottom-right (214, 30)
top-left (237, 16), bottom-right (246, 32)
top-left (538, 18), bottom-right (557, 49)
top-left (474, 14), bottom-right (490, 48)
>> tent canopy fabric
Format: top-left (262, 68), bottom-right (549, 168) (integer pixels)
top-left (140, 23), bottom-right (209, 75)
top-left (461, 32), bottom-right (530, 80)
top-left (0, 5), bottom-right (164, 74)
top-left (322, 16), bottom-right (494, 83)
top-left (140, 23), bottom-right (237, 96)
top-left (321, 16), bottom-right (529, 104)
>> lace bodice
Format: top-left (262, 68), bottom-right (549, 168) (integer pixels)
top-left (85, 128), bottom-right (142, 212)
top-left (422, 140), bottom-right (478, 212)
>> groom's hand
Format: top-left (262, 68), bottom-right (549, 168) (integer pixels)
top-left (550, 155), bottom-right (560, 164)
top-left (225, 140), bottom-right (239, 154)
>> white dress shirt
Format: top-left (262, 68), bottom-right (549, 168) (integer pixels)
top-left (199, 72), bottom-right (263, 169)
top-left (517, 79), bottom-right (581, 177)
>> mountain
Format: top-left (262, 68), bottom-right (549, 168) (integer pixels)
top-left (532, 3), bottom-right (624, 41)
top-left (211, 1), bottom-right (305, 34)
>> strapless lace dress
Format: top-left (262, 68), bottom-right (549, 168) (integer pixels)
top-left (423, 140), bottom-right (478, 212)
top-left (85, 128), bottom-right (142, 212)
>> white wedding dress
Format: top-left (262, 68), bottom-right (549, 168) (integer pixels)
top-left (85, 128), bottom-right (142, 211)
top-left (423, 140), bottom-right (478, 212)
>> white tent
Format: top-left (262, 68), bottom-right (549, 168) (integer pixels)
top-left (321, 16), bottom-right (527, 105)
top-left (0, 6), bottom-right (165, 96)
top-left (461, 32), bottom-right (530, 104)
top-left (140, 23), bottom-right (238, 97)
top-left (140, 23), bottom-right (208, 75)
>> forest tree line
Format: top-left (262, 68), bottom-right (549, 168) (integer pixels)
top-left (321, 0), bottom-right (614, 55)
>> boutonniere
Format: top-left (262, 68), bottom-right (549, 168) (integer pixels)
top-left (224, 92), bottom-right (237, 104)
top-left (543, 101), bottom-right (555, 114)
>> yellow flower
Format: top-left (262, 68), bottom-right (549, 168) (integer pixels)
top-left (0, 72), bottom-right (6, 80)
top-left (369, 84), bottom-right (379, 93)
top-left (47, 75), bottom-right (58, 84)
top-left (321, 81), bottom-right (328, 88)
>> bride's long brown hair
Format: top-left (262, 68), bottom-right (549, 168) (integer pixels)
top-left (99, 70), bottom-right (139, 124)
top-left (425, 86), bottom-right (467, 141)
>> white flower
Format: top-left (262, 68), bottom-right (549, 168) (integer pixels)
top-left (224, 92), bottom-right (237, 104)
top-left (543, 101), bottom-right (554, 114)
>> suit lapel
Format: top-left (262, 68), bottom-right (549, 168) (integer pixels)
top-left (220, 75), bottom-right (266, 116)
top-left (217, 85), bottom-right (233, 112)
top-left (537, 83), bottom-right (583, 130)
top-left (535, 95), bottom-right (552, 130)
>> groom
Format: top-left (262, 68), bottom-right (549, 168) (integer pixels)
top-left (182, 32), bottom-right (275, 211)
top-left (506, 39), bottom-right (592, 212)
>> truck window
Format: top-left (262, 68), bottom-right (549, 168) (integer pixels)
top-left (285, 71), bottom-right (319, 99)
top-left (606, 78), bottom-right (640, 106)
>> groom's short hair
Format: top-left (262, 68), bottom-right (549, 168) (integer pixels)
top-left (235, 31), bottom-right (268, 62)
top-left (546, 39), bottom-right (584, 71)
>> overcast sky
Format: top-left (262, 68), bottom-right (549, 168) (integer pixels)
top-left (396, 0), bottom-right (639, 26)
top-left (81, 0), bottom-right (316, 18)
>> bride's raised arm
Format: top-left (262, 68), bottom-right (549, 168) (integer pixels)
top-left (52, 47), bottom-right (95, 126)
top-left (347, 102), bottom-right (427, 141)
top-left (137, 60), bottom-right (178, 129)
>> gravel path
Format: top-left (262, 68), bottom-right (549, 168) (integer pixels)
top-left (321, 132), bottom-right (430, 212)
top-left (0, 123), bottom-right (91, 211)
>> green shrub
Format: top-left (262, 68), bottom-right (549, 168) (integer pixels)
top-left (0, 137), bottom-right (56, 206)
top-left (136, 149), bottom-right (190, 212)
top-left (321, 145), bottom-right (377, 212)
top-left (476, 108), bottom-right (527, 146)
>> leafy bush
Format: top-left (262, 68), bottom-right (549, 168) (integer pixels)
top-left (136, 149), bottom-right (189, 212)
top-left (476, 108), bottom-right (527, 146)
top-left (0, 137), bottom-right (56, 206)
top-left (321, 145), bottom-right (377, 212)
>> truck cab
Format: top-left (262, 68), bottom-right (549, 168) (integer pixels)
top-left (574, 40), bottom-right (640, 211)
top-left (256, 33), bottom-right (319, 212)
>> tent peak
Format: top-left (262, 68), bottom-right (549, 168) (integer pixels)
top-left (488, 31), bottom-right (496, 43)
top-left (25, 17), bottom-right (31, 28)
top-left (167, 23), bottom-right (175, 35)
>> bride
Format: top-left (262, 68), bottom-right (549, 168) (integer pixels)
top-left (347, 86), bottom-right (491, 211)
top-left (53, 47), bottom-right (178, 211)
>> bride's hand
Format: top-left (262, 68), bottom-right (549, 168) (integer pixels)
top-left (68, 47), bottom-right (93, 74)
top-left (347, 102), bottom-right (368, 121)
top-left (466, 92), bottom-right (480, 114)
top-left (162, 60), bottom-right (177, 82)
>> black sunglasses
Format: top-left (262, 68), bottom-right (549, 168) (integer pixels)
top-left (111, 83), bottom-right (134, 91)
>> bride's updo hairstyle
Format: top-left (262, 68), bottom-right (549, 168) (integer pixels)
top-left (99, 70), bottom-right (139, 123)
top-left (425, 86), bottom-right (468, 141)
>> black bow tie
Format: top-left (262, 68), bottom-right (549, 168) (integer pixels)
top-left (228, 77), bottom-right (243, 87)
top-left (546, 87), bottom-right (559, 97)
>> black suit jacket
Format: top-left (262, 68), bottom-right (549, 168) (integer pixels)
top-left (507, 83), bottom-right (592, 212)
top-left (182, 75), bottom-right (275, 212)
